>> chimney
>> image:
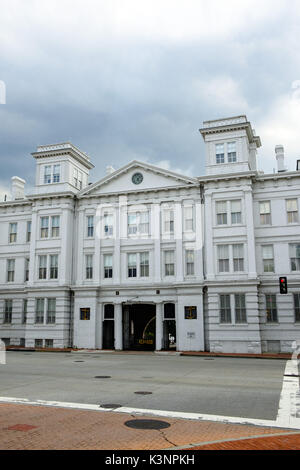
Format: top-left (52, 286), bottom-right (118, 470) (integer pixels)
top-left (106, 165), bottom-right (115, 175)
top-left (11, 176), bottom-right (26, 200)
top-left (275, 145), bottom-right (286, 172)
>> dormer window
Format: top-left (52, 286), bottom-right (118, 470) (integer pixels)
top-left (215, 141), bottom-right (237, 164)
top-left (227, 142), bottom-right (237, 162)
top-left (216, 144), bottom-right (225, 164)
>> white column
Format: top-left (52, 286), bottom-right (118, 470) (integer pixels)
top-left (95, 302), bottom-right (103, 349)
top-left (205, 192), bottom-right (214, 280)
top-left (195, 199), bottom-right (203, 279)
top-left (28, 206), bottom-right (37, 285)
top-left (114, 303), bottom-right (123, 350)
top-left (152, 203), bottom-right (161, 282)
top-left (244, 189), bottom-right (257, 279)
top-left (94, 211), bottom-right (101, 284)
top-left (175, 201), bottom-right (183, 282)
top-left (77, 209), bottom-right (84, 284)
top-left (155, 302), bottom-right (163, 351)
top-left (114, 203), bottom-right (121, 284)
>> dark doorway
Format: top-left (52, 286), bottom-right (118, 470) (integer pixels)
top-left (163, 303), bottom-right (176, 350)
top-left (123, 304), bottom-right (156, 351)
top-left (102, 304), bottom-right (114, 349)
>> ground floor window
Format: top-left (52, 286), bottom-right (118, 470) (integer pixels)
top-left (294, 294), bottom-right (300, 322)
top-left (266, 294), bottom-right (278, 323)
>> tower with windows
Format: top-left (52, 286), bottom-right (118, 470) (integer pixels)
top-left (199, 115), bottom-right (261, 176)
top-left (32, 142), bottom-right (94, 194)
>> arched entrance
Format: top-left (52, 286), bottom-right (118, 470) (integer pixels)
top-left (123, 303), bottom-right (156, 351)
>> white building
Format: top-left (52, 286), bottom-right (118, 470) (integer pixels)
top-left (0, 116), bottom-right (299, 353)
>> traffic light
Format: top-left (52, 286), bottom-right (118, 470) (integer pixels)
top-left (279, 277), bottom-right (288, 294)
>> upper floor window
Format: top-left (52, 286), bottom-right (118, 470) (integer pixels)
top-left (217, 245), bottom-right (229, 273)
top-left (4, 299), bottom-right (13, 324)
top-left (227, 142), bottom-right (237, 163)
top-left (184, 206), bottom-right (194, 231)
top-left (35, 298), bottom-right (45, 324)
top-left (44, 165), bottom-right (60, 184)
top-left (53, 165), bottom-right (60, 183)
top-left (38, 255), bottom-right (47, 280)
top-left (259, 201), bottom-right (271, 225)
top-left (104, 213), bottom-right (113, 236)
top-left (51, 216), bottom-right (60, 237)
top-left (44, 166), bottom-right (52, 184)
top-left (40, 217), bottom-right (49, 238)
top-left (128, 211), bottom-right (149, 236)
top-left (7, 259), bottom-right (15, 282)
top-left (231, 200), bottom-right (242, 224)
top-left (73, 168), bottom-right (83, 189)
top-left (26, 221), bottom-right (32, 242)
top-left (9, 223), bottom-right (17, 243)
top-left (233, 244), bottom-right (244, 272)
top-left (185, 249), bottom-right (195, 276)
top-left (25, 258), bottom-right (30, 282)
top-left (290, 244), bottom-right (300, 271)
top-left (50, 255), bottom-right (58, 279)
top-left (163, 209), bottom-right (174, 234)
top-left (86, 254), bottom-right (93, 279)
top-left (286, 199), bottom-right (299, 224)
top-left (262, 245), bottom-right (274, 273)
top-left (164, 250), bottom-right (175, 276)
top-left (128, 253), bottom-right (137, 278)
top-left (215, 144), bottom-right (225, 164)
top-left (140, 252), bottom-right (149, 277)
top-left (104, 254), bottom-right (113, 278)
top-left (87, 216), bottom-right (94, 237)
top-left (216, 201), bottom-right (227, 225)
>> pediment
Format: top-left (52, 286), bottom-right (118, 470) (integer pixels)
top-left (79, 161), bottom-right (197, 197)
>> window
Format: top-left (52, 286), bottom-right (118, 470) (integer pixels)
top-left (294, 294), bottom-right (300, 322)
top-left (140, 252), bottom-right (149, 277)
top-left (138, 211), bottom-right (149, 234)
top-left (286, 199), bottom-right (298, 224)
top-left (50, 255), bottom-right (58, 279)
top-left (9, 223), bottom-right (17, 243)
top-left (45, 339), bottom-right (53, 348)
top-left (35, 339), bottom-right (43, 348)
top-left (35, 298), bottom-right (44, 324)
top-left (80, 308), bottom-right (90, 320)
top-left (4, 300), bottom-right (12, 323)
top-left (128, 253), bottom-right (137, 278)
top-left (290, 244), bottom-right (300, 271)
top-left (164, 209), bottom-right (174, 233)
top-left (216, 143), bottom-right (225, 164)
top-left (128, 213), bottom-right (137, 235)
top-left (104, 254), bottom-right (113, 278)
top-left (53, 165), bottom-right (60, 183)
top-left (73, 168), bottom-right (78, 188)
top-left (235, 294), bottom-right (247, 323)
top-left (262, 245), bottom-right (274, 273)
top-left (78, 171), bottom-right (83, 189)
top-left (217, 245), bottom-right (229, 273)
top-left (26, 221), bottom-right (31, 242)
top-left (184, 207), bottom-right (194, 231)
top-left (231, 200), bottom-right (242, 224)
top-left (233, 244), bottom-right (244, 272)
top-left (25, 258), bottom-right (30, 282)
top-left (104, 304), bottom-right (114, 319)
top-left (22, 299), bottom-right (27, 324)
top-left (266, 294), bottom-right (278, 322)
top-left (87, 216), bottom-right (94, 237)
top-left (40, 217), bottom-right (49, 238)
top-left (44, 166), bottom-right (51, 184)
top-left (38, 255), bottom-right (47, 279)
top-left (51, 216), bottom-right (60, 237)
top-left (7, 259), bottom-right (15, 282)
top-left (128, 212), bottom-right (149, 235)
top-left (46, 298), bottom-right (56, 324)
top-left (227, 142), bottom-right (237, 162)
top-left (164, 250), bottom-right (175, 276)
top-left (104, 213), bottom-right (113, 236)
top-left (86, 254), bottom-right (93, 279)
top-left (220, 295), bottom-right (231, 323)
top-left (185, 250), bottom-right (194, 275)
top-left (216, 201), bottom-right (227, 225)
top-left (259, 201), bottom-right (271, 225)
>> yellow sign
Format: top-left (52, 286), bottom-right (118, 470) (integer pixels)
top-left (138, 339), bottom-right (153, 345)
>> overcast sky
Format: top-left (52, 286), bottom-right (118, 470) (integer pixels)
top-left (0, 0), bottom-right (300, 198)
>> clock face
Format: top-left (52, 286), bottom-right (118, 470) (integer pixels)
top-left (132, 172), bottom-right (143, 185)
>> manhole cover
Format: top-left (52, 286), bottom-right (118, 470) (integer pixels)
top-left (74, 360), bottom-right (85, 362)
top-left (134, 391), bottom-right (152, 395)
top-left (124, 419), bottom-right (170, 430)
top-left (100, 404), bottom-right (122, 409)
top-left (94, 376), bottom-right (111, 379)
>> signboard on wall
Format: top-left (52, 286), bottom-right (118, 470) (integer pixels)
top-left (184, 306), bottom-right (197, 320)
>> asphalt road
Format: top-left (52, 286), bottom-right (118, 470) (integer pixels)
top-left (0, 352), bottom-right (287, 420)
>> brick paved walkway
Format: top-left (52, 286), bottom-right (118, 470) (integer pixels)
top-left (0, 403), bottom-right (299, 450)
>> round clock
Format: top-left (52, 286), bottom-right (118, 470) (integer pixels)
top-left (132, 172), bottom-right (143, 185)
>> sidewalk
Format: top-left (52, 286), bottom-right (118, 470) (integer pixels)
top-left (0, 402), bottom-right (299, 450)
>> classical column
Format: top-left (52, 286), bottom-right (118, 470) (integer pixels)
top-left (175, 201), bottom-right (183, 282)
top-left (205, 192), bottom-right (214, 280)
top-left (152, 203), bottom-right (161, 283)
top-left (155, 302), bottom-right (163, 351)
top-left (114, 303), bottom-right (123, 350)
top-left (244, 189), bottom-right (257, 279)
